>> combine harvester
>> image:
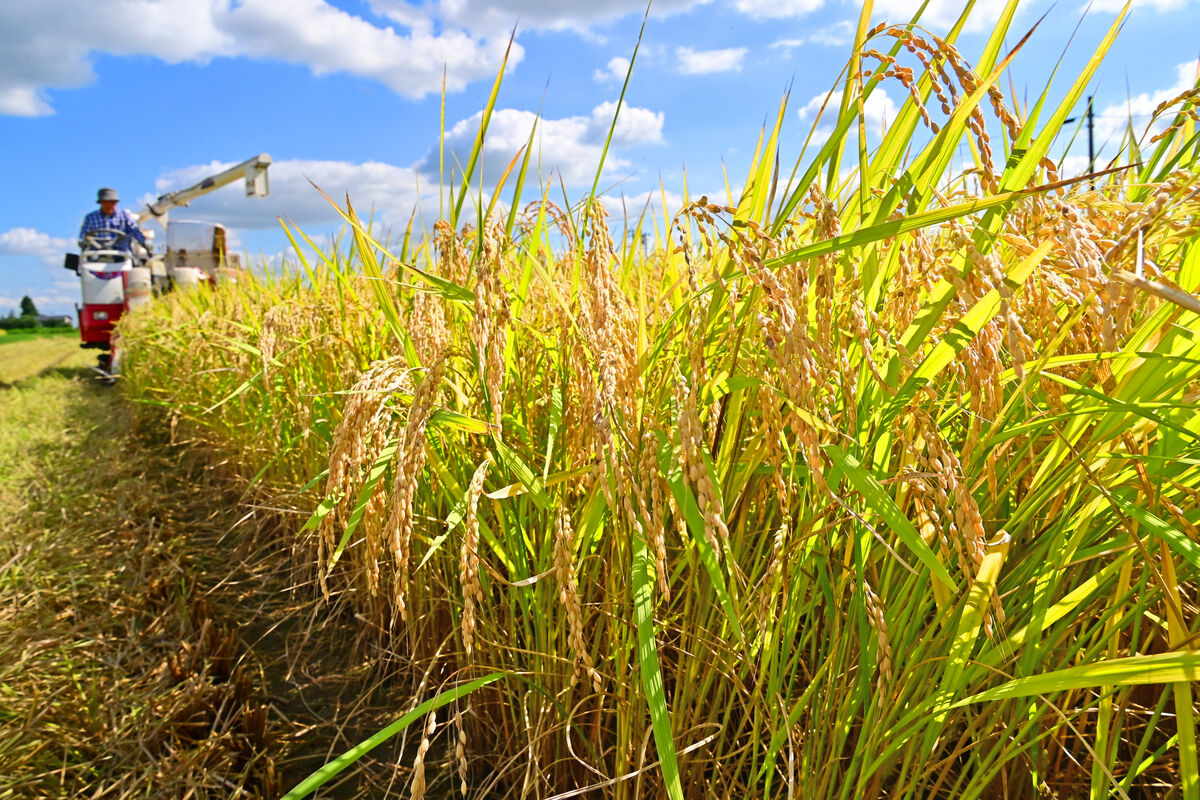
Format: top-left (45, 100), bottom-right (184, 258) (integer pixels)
top-left (63, 154), bottom-right (272, 377)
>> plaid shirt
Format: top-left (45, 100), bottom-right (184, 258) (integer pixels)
top-left (79, 207), bottom-right (146, 252)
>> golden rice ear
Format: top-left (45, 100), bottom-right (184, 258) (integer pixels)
top-left (640, 428), bottom-right (670, 601)
top-left (470, 215), bottom-right (511, 435)
top-left (554, 509), bottom-right (601, 694)
top-left (675, 370), bottom-right (729, 560)
top-left (409, 710), bottom-right (437, 800)
top-left (319, 355), bottom-right (414, 597)
top-left (862, 581), bottom-right (893, 695)
top-left (410, 289), bottom-right (450, 367)
top-left (454, 705), bottom-right (469, 798)
top-left (384, 356), bottom-right (447, 624)
top-left (459, 455), bottom-right (492, 660)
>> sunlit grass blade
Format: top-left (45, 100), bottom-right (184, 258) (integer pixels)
top-left (452, 30), bottom-right (517, 227)
top-left (279, 673), bottom-right (506, 800)
top-left (633, 529), bottom-right (684, 800)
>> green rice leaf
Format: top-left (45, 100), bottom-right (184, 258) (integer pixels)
top-left (633, 529), bottom-right (685, 800)
top-left (765, 185), bottom-right (1059, 271)
top-left (954, 651), bottom-right (1200, 707)
top-left (1107, 492), bottom-right (1200, 570)
top-left (429, 409), bottom-right (491, 435)
top-left (492, 437), bottom-right (550, 510)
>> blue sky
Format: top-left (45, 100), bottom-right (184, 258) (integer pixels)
top-left (1, 0), bottom-right (1197, 316)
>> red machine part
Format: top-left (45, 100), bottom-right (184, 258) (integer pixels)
top-left (78, 303), bottom-right (124, 347)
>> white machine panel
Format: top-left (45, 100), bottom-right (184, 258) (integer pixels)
top-left (167, 220), bottom-right (220, 252)
top-left (80, 255), bottom-right (131, 305)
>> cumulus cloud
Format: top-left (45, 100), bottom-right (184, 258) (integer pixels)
top-left (224, 0), bottom-right (517, 97)
top-left (142, 158), bottom-right (427, 232)
top-left (676, 46), bottom-right (748, 75)
top-left (367, 0), bottom-right (712, 39)
top-left (0, 230), bottom-right (81, 314)
top-left (0, 0), bottom-right (520, 116)
top-left (0, 228), bottom-right (75, 264)
top-left (0, 1), bottom-right (227, 115)
top-left (799, 87), bottom-right (899, 135)
top-left (425, 102), bottom-right (664, 187)
top-left (595, 101), bottom-right (666, 146)
top-left (869, 0), bottom-right (1010, 30)
top-left (1087, 0), bottom-right (1189, 11)
top-left (771, 21), bottom-right (854, 52)
top-left (594, 56), bottom-right (631, 85)
top-left (136, 99), bottom-right (665, 240)
top-left (735, 0), bottom-right (824, 19)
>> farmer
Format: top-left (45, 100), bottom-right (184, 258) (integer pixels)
top-left (79, 188), bottom-right (149, 254)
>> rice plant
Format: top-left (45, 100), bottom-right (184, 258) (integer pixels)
top-left (118, 2), bottom-right (1200, 797)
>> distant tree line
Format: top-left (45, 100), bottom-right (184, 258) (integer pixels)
top-left (0, 296), bottom-right (73, 330)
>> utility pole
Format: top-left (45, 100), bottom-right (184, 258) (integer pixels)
top-left (1065, 95), bottom-right (1096, 187)
top-left (1087, 95), bottom-right (1095, 186)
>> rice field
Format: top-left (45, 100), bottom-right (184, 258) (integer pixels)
top-left (0, 334), bottom-right (86, 386)
top-left (115, 6), bottom-right (1200, 799)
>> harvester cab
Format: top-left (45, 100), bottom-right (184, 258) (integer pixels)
top-left (63, 153), bottom-right (271, 379)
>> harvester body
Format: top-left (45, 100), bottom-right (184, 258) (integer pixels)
top-left (76, 246), bottom-right (135, 349)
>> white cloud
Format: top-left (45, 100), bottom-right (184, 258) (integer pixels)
top-left (1058, 154), bottom-right (1091, 178)
top-left (142, 158), bottom-right (427, 232)
top-left (367, 0), bottom-right (712, 39)
top-left (0, 228), bottom-right (75, 264)
top-left (799, 87), bottom-right (898, 135)
top-left (594, 56), bottom-right (631, 85)
top-left (600, 189), bottom-right (688, 224)
top-left (1087, 0), bottom-right (1188, 11)
top-left (676, 46), bottom-right (748, 75)
top-left (427, 102), bottom-right (664, 187)
top-left (1053, 60), bottom-right (1200, 176)
top-left (0, 230), bottom-right (81, 315)
top-left (224, 0), bottom-right (518, 98)
top-left (771, 20), bottom-right (854, 52)
top-left (593, 101), bottom-right (666, 146)
top-left (0, 88), bottom-right (55, 118)
top-left (735, 0), bottom-right (824, 19)
top-left (0, 0), bottom-right (520, 116)
top-left (868, 0), bottom-right (1010, 30)
top-left (1092, 61), bottom-right (1200, 147)
top-left (135, 100), bottom-right (665, 242)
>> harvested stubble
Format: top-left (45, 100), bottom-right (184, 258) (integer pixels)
top-left (119, 10), bottom-right (1200, 800)
top-left (0, 335), bottom-right (84, 386)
